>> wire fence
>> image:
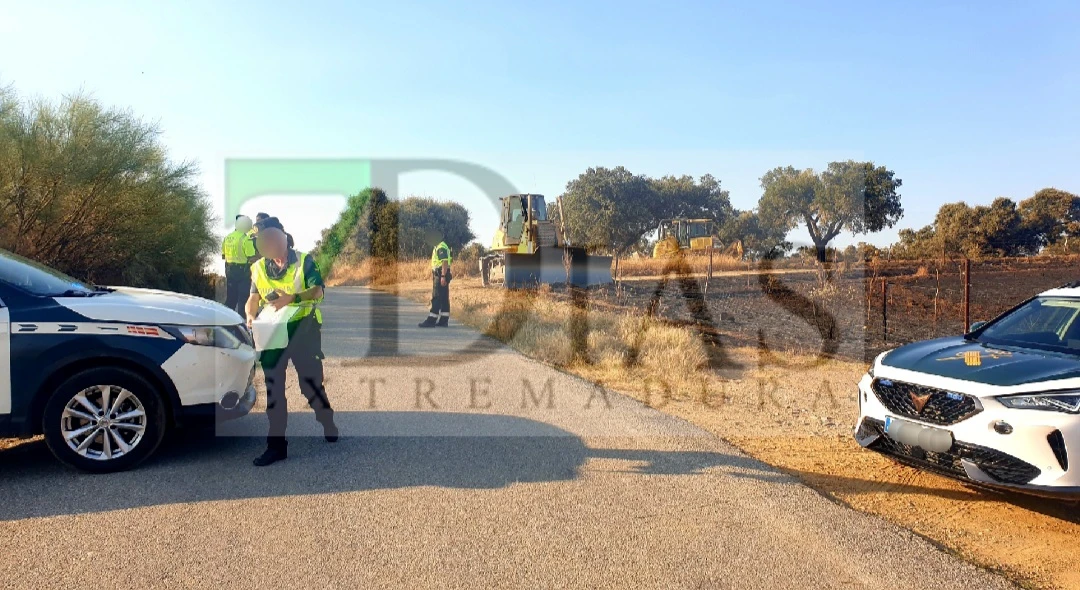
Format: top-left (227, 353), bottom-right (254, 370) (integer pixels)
top-left (865, 255), bottom-right (1080, 346)
top-left (546, 252), bottom-right (1080, 362)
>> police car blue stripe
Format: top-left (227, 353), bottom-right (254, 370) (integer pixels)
top-left (7, 298), bottom-right (93, 323)
top-left (5, 331), bottom-right (186, 433)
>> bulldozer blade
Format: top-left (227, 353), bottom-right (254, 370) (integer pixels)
top-left (503, 247), bottom-right (613, 288)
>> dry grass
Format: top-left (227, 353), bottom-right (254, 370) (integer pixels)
top-left (326, 255), bottom-right (485, 289)
top-left (616, 253), bottom-right (748, 277)
top-left (326, 259), bottom-right (432, 288)
top-left (327, 252), bottom-right (809, 290)
top-left (332, 267), bottom-right (716, 398)
top-left (451, 283), bottom-right (711, 396)
top-left (325, 254), bottom-right (795, 398)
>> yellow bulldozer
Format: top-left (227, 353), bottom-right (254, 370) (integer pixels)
top-left (652, 218), bottom-right (744, 259)
top-left (652, 218), bottom-right (722, 258)
top-left (480, 194), bottom-right (613, 288)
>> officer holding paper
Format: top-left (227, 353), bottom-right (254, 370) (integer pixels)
top-left (245, 218), bottom-right (338, 467)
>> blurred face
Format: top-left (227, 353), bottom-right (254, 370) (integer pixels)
top-left (257, 227), bottom-right (288, 260)
top-left (423, 228), bottom-right (443, 249)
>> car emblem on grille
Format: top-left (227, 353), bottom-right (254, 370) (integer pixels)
top-left (910, 392), bottom-right (933, 413)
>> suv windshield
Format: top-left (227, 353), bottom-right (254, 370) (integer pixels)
top-left (0, 248), bottom-right (99, 297)
top-left (977, 296), bottom-right (1080, 355)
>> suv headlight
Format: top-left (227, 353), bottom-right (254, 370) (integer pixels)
top-left (163, 325), bottom-right (247, 349)
top-left (998, 391), bottom-right (1080, 414)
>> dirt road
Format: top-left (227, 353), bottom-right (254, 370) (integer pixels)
top-left (0, 287), bottom-right (1014, 589)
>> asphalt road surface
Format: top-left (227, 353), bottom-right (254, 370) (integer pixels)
top-left (0, 287), bottom-right (1015, 590)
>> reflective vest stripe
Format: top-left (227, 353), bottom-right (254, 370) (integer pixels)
top-left (251, 251), bottom-right (322, 323)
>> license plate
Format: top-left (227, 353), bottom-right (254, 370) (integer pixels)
top-left (885, 415), bottom-right (954, 453)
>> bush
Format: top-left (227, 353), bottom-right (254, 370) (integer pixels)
top-left (314, 189), bottom-right (476, 275)
top-left (0, 85), bottom-right (217, 294)
top-left (456, 242), bottom-right (486, 273)
top-left (313, 189), bottom-right (373, 276)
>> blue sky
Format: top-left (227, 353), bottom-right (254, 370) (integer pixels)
top-left (2, 0), bottom-right (1078, 262)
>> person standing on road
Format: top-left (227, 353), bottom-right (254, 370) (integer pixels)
top-left (245, 219), bottom-right (338, 466)
top-left (419, 233), bottom-right (452, 328)
top-left (222, 215), bottom-right (259, 316)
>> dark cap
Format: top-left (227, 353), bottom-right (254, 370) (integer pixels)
top-left (255, 216), bottom-right (285, 232)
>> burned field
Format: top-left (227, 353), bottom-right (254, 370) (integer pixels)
top-left (546, 256), bottom-right (1080, 364)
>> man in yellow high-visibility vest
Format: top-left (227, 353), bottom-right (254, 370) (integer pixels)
top-left (244, 218), bottom-right (337, 467)
top-left (221, 215), bottom-right (259, 316)
top-left (419, 236), bottom-right (452, 327)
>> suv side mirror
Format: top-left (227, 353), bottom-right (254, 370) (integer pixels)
top-left (968, 321), bottom-right (986, 332)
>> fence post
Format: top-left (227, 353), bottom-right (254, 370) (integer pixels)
top-left (705, 246), bottom-right (714, 295)
top-left (614, 252), bottom-right (621, 297)
top-left (881, 279), bottom-right (888, 343)
top-left (962, 258), bottom-right (971, 331)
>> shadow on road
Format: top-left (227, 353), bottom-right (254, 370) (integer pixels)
top-left (0, 411), bottom-right (756, 522)
top-left (762, 466), bottom-right (1080, 525)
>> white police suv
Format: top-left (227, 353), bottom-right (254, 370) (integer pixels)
top-left (0, 248), bottom-right (257, 472)
top-left (857, 286), bottom-right (1080, 497)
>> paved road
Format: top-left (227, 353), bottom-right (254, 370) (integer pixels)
top-left (0, 287), bottom-right (1014, 590)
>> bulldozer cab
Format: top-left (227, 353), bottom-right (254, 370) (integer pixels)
top-left (503, 196), bottom-right (526, 245)
top-left (658, 219), bottom-right (715, 249)
top-left (529, 195), bottom-right (548, 220)
top-left (499, 194), bottom-right (549, 247)
top-left (654, 218), bottom-right (718, 258)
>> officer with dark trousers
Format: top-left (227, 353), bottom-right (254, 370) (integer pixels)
top-left (222, 215), bottom-right (258, 316)
top-left (245, 219), bottom-right (338, 466)
top-left (419, 237), bottom-right (452, 327)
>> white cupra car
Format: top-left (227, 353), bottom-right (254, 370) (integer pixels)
top-left (856, 286), bottom-right (1080, 497)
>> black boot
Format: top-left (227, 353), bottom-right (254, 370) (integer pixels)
top-left (437, 315), bottom-right (449, 327)
top-left (418, 315), bottom-right (438, 328)
top-left (253, 446), bottom-right (287, 466)
top-left (322, 419), bottom-right (339, 443)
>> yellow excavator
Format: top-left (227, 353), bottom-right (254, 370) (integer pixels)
top-left (480, 194), bottom-right (613, 288)
top-left (652, 218), bottom-right (725, 258)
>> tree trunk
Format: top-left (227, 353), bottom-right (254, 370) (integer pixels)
top-left (815, 242), bottom-right (828, 263)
